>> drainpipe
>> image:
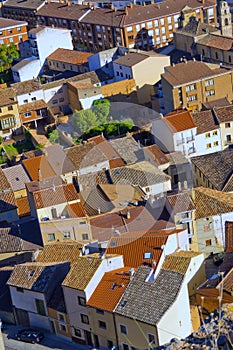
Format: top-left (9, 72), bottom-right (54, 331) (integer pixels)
top-left (113, 313), bottom-right (120, 350)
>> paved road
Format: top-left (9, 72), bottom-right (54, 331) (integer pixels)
top-left (2, 325), bottom-right (90, 350)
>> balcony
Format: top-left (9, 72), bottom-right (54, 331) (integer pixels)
top-left (180, 217), bottom-right (192, 224)
top-left (186, 135), bottom-right (194, 143)
top-left (176, 138), bottom-right (185, 146)
top-left (188, 147), bottom-right (196, 155)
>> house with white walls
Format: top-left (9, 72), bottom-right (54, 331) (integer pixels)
top-left (12, 26), bottom-right (73, 82)
top-left (7, 262), bottom-right (70, 330)
top-left (214, 105), bottom-right (233, 149)
top-left (62, 254), bottom-right (124, 345)
top-left (152, 109), bottom-right (197, 159)
top-left (114, 250), bottom-right (205, 348)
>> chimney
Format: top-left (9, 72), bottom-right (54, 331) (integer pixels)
top-left (130, 3), bottom-right (133, 8)
top-left (38, 169), bottom-right (42, 181)
top-left (225, 221), bottom-right (233, 253)
top-left (126, 210), bottom-right (131, 219)
top-left (125, 7), bottom-right (128, 16)
top-left (59, 0), bottom-right (63, 3)
top-left (98, 207), bottom-right (101, 214)
top-left (183, 180), bottom-right (188, 189)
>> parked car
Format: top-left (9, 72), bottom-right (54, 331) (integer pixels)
top-left (15, 328), bottom-right (44, 344)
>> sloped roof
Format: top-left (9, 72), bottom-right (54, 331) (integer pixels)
top-left (80, 186), bottom-right (115, 216)
top-left (106, 230), bottom-right (180, 268)
top-left (87, 267), bottom-right (131, 312)
top-left (194, 187), bottom-right (233, 219)
top-left (110, 136), bottom-right (141, 164)
top-left (47, 48), bottom-right (92, 64)
top-left (18, 99), bottom-right (47, 113)
top-left (191, 149), bottom-right (233, 191)
top-left (178, 17), bottom-right (217, 36)
top-left (162, 61), bottom-right (228, 87)
top-left (45, 144), bottom-right (76, 175)
top-left (198, 33), bottom-right (233, 51)
top-left (3, 164), bottom-right (30, 192)
top-left (167, 191), bottom-right (195, 214)
top-left (0, 17), bottom-right (27, 29)
top-left (214, 105), bottom-right (233, 123)
top-left (3, 0), bottom-right (46, 10)
top-left (144, 144), bottom-right (169, 166)
top-left (115, 266), bottom-right (184, 325)
top-left (162, 250), bottom-right (203, 275)
top-left (62, 256), bottom-right (102, 290)
top-left (22, 155), bottom-right (56, 181)
top-left (33, 183), bottom-right (79, 209)
top-left (191, 110), bottom-right (218, 134)
top-left (113, 52), bottom-right (148, 67)
top-left (47, 284), bottom-right (66, 313)
top-left (36, 242), bottom-right (84, 264)
top-left (163, 110), bottom-right (196, 133)
top-left (16, 196), bottom-right (30, 217)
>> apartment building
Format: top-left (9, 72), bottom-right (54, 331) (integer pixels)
top-left (35, 0), bottom-right (217, 52)
top-left (161, 60), bottom-right (233, 113)
top-left (2, 0), bottom-right (46, 29)
top-left (0, 18), bottom-right (28, 47)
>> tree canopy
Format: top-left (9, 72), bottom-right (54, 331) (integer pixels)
top-left (0, 44), bottom-right (19, 72)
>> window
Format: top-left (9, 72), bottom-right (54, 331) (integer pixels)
top-left (8, 29), bottom-right (12, 34)
top-left (82, 233), bottom-right (89, 240)
top-left (58, 313), bottom-right (65, 322)
top-left (35, 299), bottom-right (46, 316)
top-left (80, 221), bottom-right (86, 225)
top-left (107, 340), bottom-right (114, 349)
top-left (0, 108), bottom-right (2, 113)
top-left (99, 320), bottom-right (107, 329)
top-left (154, 20), bottom-right (158, 26)
top-left (63, 231), bottom-right (71, 239)
top-left (148, 334), bottom-right (156, 345)
top-left (59, 324), bottom-right (67, 332)
top-left (205, 132), bottom-right (210, 138)
top-left (126, 26), bottom-right (132, 32)
top-left (78, 296), bottom-right (86, 306)
top-left (9, 37), bottom-right (14, 43)
top-left (16, 287), bottom-right (24, 293)
top-left (147, 21), bottom-right (152, 28)
top-left (0, 116), bottom-right (15, 130)
top-left (59, 97), bottom-right (64, 103)
top-left (8, 105), bottom-right (13, 111)
top-left (187, 95), bottom-right (197, 102)
top-left (144, 252), bottom-right (152, 259)
top-left (186, 84), bottom-right (196, 92)
top-left (213, 141), bottom-right (219, 146)
top-left (206, 90), bottom-right (215, 96)
top-left (23, 99), bottom-right (28, 103)
top-left (161, 27), bottom-right (165, 34)
top-left (229, 55), bottom-right (232, 63)
top-left (17, 27), bottom-right (21, 32)
top-left (167, 16), bottom-right (172, 24)
top-left (225, 122), bottom-right (231, 128)
top-left (168, 25), bottom-right (173, 31)
top-left (174, 14), bottom-right (179, 22)
top-left (51, 207), bottom-right (57, 219)
top-left (205, 79), bottom-right (214, 86)
top-left (74, 328), bottom-right (81, 337)
top-left (120, 325), bottom-right (127, 334)
top-left (155, 28), bottom-right (160, 36)
top-left (24, 112), bottom-right (31, 118)
top-left (81, 314), bottom-right (89, 324)
top-left (206, 239), bottom-right (212, 246)
top-left (160, 18), bottom-right (164, 25)
top-left (48, 233), bottom-right (56, 241)
top-left (0, 32), bottom-right (2, 35)
top-left (122, 344), bottom-right (129, 350)
top-left (52, 99), bottom-right (58, 104)
top-left (212, 130), bottom-right (218, 136)
top-left (206, 143), bottom-right (211, 148)
top-left (31, 97), bottom-right (36, 101)
top-left (96, 309), bottom-right (104, 315)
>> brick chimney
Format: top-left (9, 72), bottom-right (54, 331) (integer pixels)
top-left (225, 221), bottom-right (233, 253)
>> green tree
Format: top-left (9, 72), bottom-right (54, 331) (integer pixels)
top-left (0, 44), bottom-right (19, 72)
top-left (71, 109), bottom-right (98, 134)
top-left (48, 129), bottom-right (59, 144)
top-left (92, 99), bottom-right (110, 125)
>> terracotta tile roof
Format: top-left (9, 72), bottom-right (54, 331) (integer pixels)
top-left (162, 250), bottom-right (203, 275)
top-left (114, 52), bottom-right (148, 67)
top-left (22, 155), bottom-right (56, 181)
top-left (110, 136), bottom-right (141, 164)
top-left (0, 87), bottom-right (17, 107)
top-left (0, 227), bottom-right (22, 253)
top-left (65, 142), bottom-right (107, 170)
top-left (90, 205), bottom-right (175, 241)
top-left (194, 187), bottom-right (233, 219)
top-left (3, 164), bottom-right (30, 192)
top-left (87, 267), bottom-right (131, 312)
top-left (214, 105), bottom-right (233, 123)
top-left (98, 184), bottom-right (145, 208)
top-left (198, 33), bottom-right (233, 50)
top-left (96, 140), bottom-right (123, 163)
top-left (11, 79), bottom-right (41, 95)
top-left (163, 110), bottom-right (196, 132)
top-left (67, 202), bottom-right (87, 218)
top-left (166, 151), bottom-right (189, 165)
top-left (109, 158), bottom-right (125, 169)
top-left (3, 0), bottom-right (46, 10)
top-left (191, 110), bottom-right (218, 134)
top-left (0, 167), bottom-right (12, 190)
top-left (191, 149), bottom-right (233, 191)
top-left (62, 256), bottom-right (102, 290)
top-left (144, 144), bottom-right (169, 166)
top-left (18, 99), bottom-right (47, 113)
top-left (45, 145), bottom-right (76, 175)
top-left (0, 169), bottom-right (17, 212)
top-left (223, 174), bottom-right (233, 193)
top-left (108, 161), bottom-right (170, 187)
top-left (0, 18), bottom-right (27, 29)
top-left (115, 266), bottom-right (184, 325)
top-left (47, 48), bottom-right (92, 64)
top-left (162, 61), bottom-right (228, 87)
top-left (225, 221), bottom-right (233, 254)
top-left (36, 242), bottom-right (84, 264)
top-left (87, 134), bottom-right (106, 145)
top-left (33, 183), bottom-right (79, 209)
top-left (16, 197), bottom-right (30, 217)
top-left (7, 262), bottom-right (69, 291)
top-left (80, 186), bottom-right (115, 216)
top-left (167, 191), bottom-right (195, 214)
top-left (106, 231), bottom-right (177, 268)
top-left (202, 97), bottom-right (230, 110)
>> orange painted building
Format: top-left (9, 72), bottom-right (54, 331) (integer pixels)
top-left (0, 17), bottom-right (28, 47)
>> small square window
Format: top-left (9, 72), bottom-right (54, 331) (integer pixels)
top-left (99, 320), bottom-right (107, 329)
top-left (63, 231), bottom-right (71, 239)
top-left (74, 328), bottom-right (81, 337)
top-left (205, 132), bottom-right (210, 138)
top-left (144, 252), bottom-right (152, 259)
top-left (213, 141), bottom-right (219, 146)
top-left (120, 325), bottom-right (127, 334)
top-left (59, 324), bottom-right (67, 333)
top-left (82, 233), bottom-right (89, 240)
top-left (225, 122), bottom-right (231, 128)
top-left (58, 313), bottom-right (65, 322)
top-left (48, 233), bottom-right (55, 241)
top-left (81, 314), bottom-right (89, 324)
top-left (206, 239), bottom-right (211, 246)
top-left (17, 27), bottom-right (21, 32)
top-left (212, 130), bottom-right (218, 136)
top-left (78, 296), bottom-right (86, 306)
top-left (107, 340), bottom-right (114, 349)
top-left (206, 143), bottom-right (211, 149)
top-left (8, 106), bottom-right (13, 111)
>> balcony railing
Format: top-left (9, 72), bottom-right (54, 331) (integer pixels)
top-left (186, 135), bottom-right (195, 143)
top-left (176, 138), bottom-right (185, 146)
top-left (188, 147), bottom-right (196, 155)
